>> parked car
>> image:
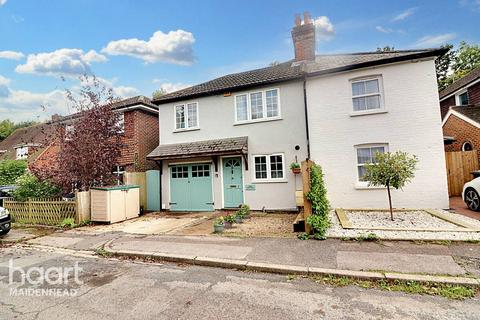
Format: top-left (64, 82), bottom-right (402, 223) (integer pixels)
top-left (0, 206), bottom-right (11, 235)
top-left (0, 185), bottom-right (16, 207)
top-left (463, 178), bottom-right (480, 211)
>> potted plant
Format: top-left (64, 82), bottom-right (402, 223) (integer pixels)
top-left (224, 214), bottom-right (235, 228)
top-left (239, 204), bottom-right (250, 218)
top-left (234, 213), bottom-right (243, 223)
top-left (213, 217), bottom-right (224, 233)
top-left (290, 162), bottom-right (301, 174)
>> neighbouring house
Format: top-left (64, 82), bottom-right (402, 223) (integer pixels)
top-left (147, 13), bottom-right (449, 211)
top-left (0, 96), bottom-right (159, 178)
top-left (439, 66), bottom-right (480, 119)
top-left (440, 67), bottom-right (480, 162)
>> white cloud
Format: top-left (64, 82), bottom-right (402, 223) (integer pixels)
top-left (392, 7), bottom-right (417, 21)
top-left (414, 33), bottom-right (457, 47)
top-left (0, 0), bottom-right (7, 6)
top-left (15, 48), bottom-right (107, 77)
top-left (0, 50), bottom-right (24, 60)
top-left (152, 80), bottom-right (190, 93)
top-left (71, 76), bottom-right (139, 98)
top-left (0, 75), bottom-right (10, 97)
top-left (375, 26), bottom-right (394, 34)
top-left (102, 30), bottom-right (195, 65)
top-left (314, 16), bottom-right (335, 40)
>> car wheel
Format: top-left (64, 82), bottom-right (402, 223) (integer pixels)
top-left (465, 188), bottom-right (480, 211)
top-left (0, 228), bottom-right (10, 236)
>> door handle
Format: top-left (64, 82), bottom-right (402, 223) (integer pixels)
top-left (169, 202), bottom-right (177, 205)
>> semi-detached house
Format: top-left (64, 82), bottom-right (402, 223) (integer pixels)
top-left (147, 13), bottom-right (449, 211)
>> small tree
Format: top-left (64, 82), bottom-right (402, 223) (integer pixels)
top-left (152, 88), bottom-right (167, 100)
top-left (363, 151), bottom-right (418, 221)
top-left (12, 173), bottom-right (61, 201)
top-left (33, 75), bottom-right (122, 192)
top-left (0, 160), bottom-right (27, 185)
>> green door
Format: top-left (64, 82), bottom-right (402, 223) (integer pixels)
top-left (223, 157), bottom-right (243, 208)
top-left (146, 170), bottom-right (161, 211)
top-left (170, 164), bottom-right (214, 211)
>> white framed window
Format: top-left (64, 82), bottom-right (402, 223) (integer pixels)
top-left (235, 88), bottom-right (280, 123)
top-left (117, 113), bottom-right (125, 133)
top-left (351, 77), bottom-right (383, 113)
top-left (65, 124), bottom-right (75, 141)
top-left (455, 90), bottom-right (469, 106)
top-left (355, 144), bottom-right (388, 182)
top-left (15, 146), bottom-right (28, 160)
top-left (175, 102), bottom-right (199, 130)
top-left (253, 153), bottom-right (285, 181)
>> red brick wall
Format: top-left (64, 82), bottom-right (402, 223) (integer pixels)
top-left (443, 113), bottom-right (480, 163)
top-left (440, 96), bottom-right (456, 119)
top-left (468, 81), bottom-right (480, 106)
top-left (117, 110), bottom-right (159, 171)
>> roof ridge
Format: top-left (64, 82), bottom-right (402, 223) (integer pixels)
top-left (316, 48), bottom-right (437, 57)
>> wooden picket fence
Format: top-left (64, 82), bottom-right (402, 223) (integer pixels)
top-left (4, 197), bottom-right (77, 226)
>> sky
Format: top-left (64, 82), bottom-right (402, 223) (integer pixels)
top-left (0, 0), bottom-right (479, 122)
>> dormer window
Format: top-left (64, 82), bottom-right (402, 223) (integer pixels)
top-left (456, 90), bottom-right (469, 106)
top-left (16, 146), bottom-right (28, 160)
top-left (65, 124), bottom-right (74, 141)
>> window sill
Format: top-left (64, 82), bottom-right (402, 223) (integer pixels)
top-left (234, 117), bottom-right (282, 126)
top-left (173, 127), bottom-right (200, 133)
top-left (350, 109), bottom-right (387, 117)
top-left (252, 179), bottom-right (288, 184)
top-left (355, 184), bottom-right (387, 190)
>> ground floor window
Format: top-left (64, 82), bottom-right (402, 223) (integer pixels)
top-left (112, 165), bottom-right (126, 185)
top-left (356, 144), bottom-right (388, 182)
top-left (253, 153), bottom-right (284, 181)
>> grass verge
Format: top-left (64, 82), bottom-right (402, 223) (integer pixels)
top-left (306, 274), bottom-right (478, 300)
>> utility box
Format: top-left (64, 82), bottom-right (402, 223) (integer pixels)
top-left (90, 185), bottom-right (140, 223)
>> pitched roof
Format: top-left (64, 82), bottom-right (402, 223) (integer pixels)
top-left (439, 67), bottom-right (480, 99)
top-left (450, 105), bottom-right (480, 124)
top-left (153, 48), bottom-right (446, 104)
top-left (147, 136), bottom-right (248, 160)
top-left (0, 122), bottom-right (57, 162)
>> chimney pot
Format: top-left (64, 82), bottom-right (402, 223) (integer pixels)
top-left (291, 12), bottom-right (316, 61)
top-left (294, 14), bottom-right (301, 26)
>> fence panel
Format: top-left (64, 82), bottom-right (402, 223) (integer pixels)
top-left (124, 172), bottom-right (147, 209)
top-left (445, 150), bottom-right (479, 196)
top-left (4, 198), bottom-right (76, 225)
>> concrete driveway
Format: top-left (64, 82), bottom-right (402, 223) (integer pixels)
top-left (76, 213), bottom-right (211, 235)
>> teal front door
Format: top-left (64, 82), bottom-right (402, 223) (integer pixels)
top-left (223, 157), bottom-right (243, 208)
top-left (170, 164), bottom-right (214, 211)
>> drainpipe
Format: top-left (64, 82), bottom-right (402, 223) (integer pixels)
top-left (303, 77), bottom-right (311, 160)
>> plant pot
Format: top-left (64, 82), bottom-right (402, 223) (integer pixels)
top-left (224, 221), bottom-right (233, 229)
top-left (213, 224), bottom-right (224, 233)
top-left (291, 167), bottom-right (301, 174)
top-left (234, 216), bottom-right (243, 224)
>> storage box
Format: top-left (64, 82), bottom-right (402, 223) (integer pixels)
top-left (90, 185), bottom-right (140, 223)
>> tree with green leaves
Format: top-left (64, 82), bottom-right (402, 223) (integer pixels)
top-left (0, 119), bottom-right (39, 142)
top-left (376, 46), bottom-right (395, 52)
top-left (152, 88), bottom-right (167, 100)
top-left (436, 44), bottom-right (455, 91)
top-left (12, 172), bottom-right (61, 201)
top-left (0, 160), bottom-right (28, 185)
top-left (363, 151), bottom-right (418, 221)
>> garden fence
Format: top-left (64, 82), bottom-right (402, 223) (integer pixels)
top-left (4, 197), bottom-right (76, 225)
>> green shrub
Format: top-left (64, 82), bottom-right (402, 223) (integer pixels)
top-left (224, 214), bottom-right (236, 224)
top-left (236, 204), bottom-right (250, 218)
top-left (59, 218), bottom-right (76, 228)
top-left (12, 173), bottom-right (61, 201)
top-left (306, 163), bottom-right (330, 240)
top-left (0, 160), bottom-right (27, 185)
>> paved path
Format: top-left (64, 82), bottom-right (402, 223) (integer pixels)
top-left (0, 247), bottom-right (479, 320)
top-left (450, 196), bottom-right (480, 221)
top-left (26, 229), bottom-right (480, 277)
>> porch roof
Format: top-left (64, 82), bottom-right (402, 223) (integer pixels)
top-left (147, 136), bottom-right (248, 160)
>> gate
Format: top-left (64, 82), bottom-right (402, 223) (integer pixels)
top-left (146, 170), bottom-right (161, 211)
top-left (445, 150), bottom-right (479, 196)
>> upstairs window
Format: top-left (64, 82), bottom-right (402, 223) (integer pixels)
top-left (175, 102), bottom-right (199, 130)
top-left (456, 90), bottom-right (469, 106)
top-left (356, 144), bottom-right (387, 182)
top-left (65, 124), bottom-right (75, 141)
top-left (15, 146), bottom-right (28, 160)
top-left (235, 88), bottom-right (280, 123)
top-left (351, 77), bottom-right (383, 112)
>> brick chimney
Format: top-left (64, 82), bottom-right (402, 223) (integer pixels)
top-left (292, 11), bottom-right (316, 61)
top-left (51, 114), bottom-right (62, 122)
